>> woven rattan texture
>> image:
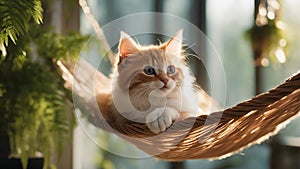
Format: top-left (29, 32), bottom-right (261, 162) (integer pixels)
top-left (58, 59), bottom-right (300, 160)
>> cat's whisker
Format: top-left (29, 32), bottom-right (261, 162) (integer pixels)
top-left (183, 43), bottom-right (196, 51)
top-left (134, 37), bottom-right (142, 47)
top-left (156, 38), bottom-right (162, 45)
top-left (187, 53), bottom-right (199, 58)
top-left (132, 85), bottom-right (152, 96)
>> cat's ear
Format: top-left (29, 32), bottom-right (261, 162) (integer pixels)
top-left (161, 29), bottom-right (183, 58)
top-left (118, 31), bottom-right (139, 62)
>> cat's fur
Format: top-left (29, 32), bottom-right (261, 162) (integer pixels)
top-left (97, 30), bottom-right (204, 133)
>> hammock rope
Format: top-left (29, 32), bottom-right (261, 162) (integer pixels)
top-left (111, 71), bottom-right (300, 160)
top-left (57, 58), bottom-right (300, 160)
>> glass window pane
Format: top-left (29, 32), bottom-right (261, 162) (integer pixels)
top-left (207, 0), bottom-right (254, 107)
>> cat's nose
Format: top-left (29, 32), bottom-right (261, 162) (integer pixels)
top-left (159, 77), bottom-right (169, 85)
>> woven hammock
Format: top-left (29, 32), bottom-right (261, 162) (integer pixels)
top-left (57, 59), bottom-right (300, 160)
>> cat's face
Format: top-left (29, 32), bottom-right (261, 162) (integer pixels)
top-left (115, 30), bottom-right (185, 111)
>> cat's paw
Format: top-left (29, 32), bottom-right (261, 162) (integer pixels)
top-left (146, 107), bottom-right (179, 133)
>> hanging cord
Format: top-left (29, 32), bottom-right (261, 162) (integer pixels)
top-left (79, 0), bottom-right (115, 63)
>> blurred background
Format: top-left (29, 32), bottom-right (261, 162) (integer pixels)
top-left (1, 0), bottom-right (300, 169)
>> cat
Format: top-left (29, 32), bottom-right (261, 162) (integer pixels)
top-left (97, 30), bottom-right (207, 133)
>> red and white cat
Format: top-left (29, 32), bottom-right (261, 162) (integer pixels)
top-left (97, 30), bottom-right (206, 133)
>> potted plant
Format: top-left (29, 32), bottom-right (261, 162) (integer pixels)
top-left (0, 1), bottom-right (89, 168)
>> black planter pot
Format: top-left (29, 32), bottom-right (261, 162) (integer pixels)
top-left (0, 132), bottom-right (10, 159)
top-left (0, 133), bottom-right (44, 169)
top-left (0, 158), bottom-right (44, 169)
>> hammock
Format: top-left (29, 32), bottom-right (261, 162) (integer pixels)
top-left (57, 58), bottom-right (300, 160)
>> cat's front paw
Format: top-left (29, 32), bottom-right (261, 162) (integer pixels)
top-left (146, 107), bottom-right (179, 133)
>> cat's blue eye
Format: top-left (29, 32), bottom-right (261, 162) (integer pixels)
top-left (144, 66), bottom-right (156, 75)
top-left (167, 65), bottom-right (175, 74)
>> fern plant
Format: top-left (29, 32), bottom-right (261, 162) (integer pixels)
top-left (0, 0), bottom-right (89, 169)
top-left (0, 0), bottom-right (43, 57)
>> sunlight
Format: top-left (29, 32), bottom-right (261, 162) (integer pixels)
top-left (275, 48), bottom-right (286, 63)
top-left (267, 11), bottom-right (275, 20)
top-left (279, 38), bottom-right (287, 47)
top-left (276, 21), bottom-right (287, 30)
top-left (259, 6), bottom-right (267, 16)
top-left (261, 58), bottom-right (270, 67)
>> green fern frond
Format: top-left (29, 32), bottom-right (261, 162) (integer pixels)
top-left (23, 0), bottom-right (43, 24)
top-left (0, 0), bottom-right (43, 55)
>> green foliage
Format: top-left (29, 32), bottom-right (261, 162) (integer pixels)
top-left (245, 21), bottom-right (288, 64)
top-left (245, 1), bottom-right (288, 66)
top-left (31, 27), bottom-right (89, 61)
top-left (0, 0), bottom-right (43, 56)
top-left (0, 2), bottom-right (90, 169)
top-left (1, 61), bottom-right (70, 168)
